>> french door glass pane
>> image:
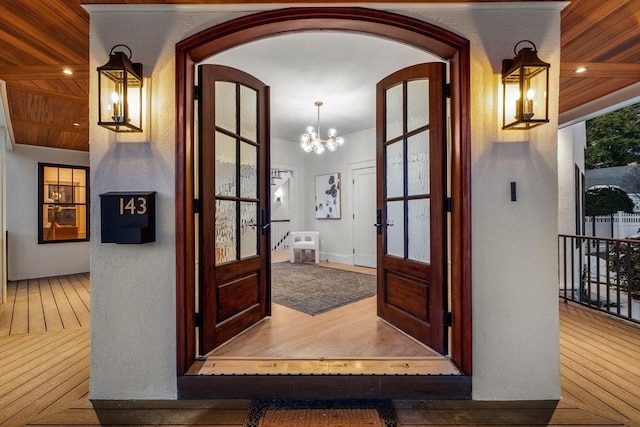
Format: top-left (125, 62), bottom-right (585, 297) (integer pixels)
top-left (215, 200), bottom-right (236, 264)
top-left (215, 132), bottom-right (236, 197)
top-left (408, 198), bottom-right (430, 263)
top-left (386, 200), bottom-right (404, 258)
top-left (240, 85), bottom-right (257, 141)
top-left (215, 81), bottom-right (236, 133)
top-left (240, 202), bottom-right (258, 258)
top-left (385, 83), bottom-right (403, 141)
top-left (407, 131), bottom-right (429, 196)
top-left (386, 140), bottom-right (404, 199)
top-left (407, 79), bottom-right (429, 132)
top-left (240, 142), bottom-right (257, 199)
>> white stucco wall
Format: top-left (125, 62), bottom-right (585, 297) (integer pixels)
top-left (0, 130), bottom-right (6, 302)
top-left (1, 82), bottom-right (12, 302)
top-left (88, 3), bottom-right (563, 400)
top-left (419, 5), bottom-right (562, 400)
top-left (6, 144), bottom-right (90, 280)
top-left (558, 122), bottom-right (586, 235)
top-left (557, 123), bottom-right (585, 295)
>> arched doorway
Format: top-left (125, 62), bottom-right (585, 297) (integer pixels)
top-left (176, 7), bottom-right (471, 398)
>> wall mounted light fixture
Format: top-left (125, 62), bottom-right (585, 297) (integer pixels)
top-left (274, 188), bottom-right (283, 203)
top-left (502, 40), bottom-right (550, 130)
top-left (97, 45), bottom-right (143, 132)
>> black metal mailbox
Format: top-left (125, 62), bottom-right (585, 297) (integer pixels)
top-left (100, 191), bottom-right (156, 244)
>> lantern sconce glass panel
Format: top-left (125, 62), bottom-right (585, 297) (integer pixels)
top-left (97, 45), bottom-right (143, 132)
top-left (502, 40), bottom-right (550, 130)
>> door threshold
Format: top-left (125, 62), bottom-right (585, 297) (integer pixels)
top-left (178, 373), bottom-right (471, 399)
top-left (187, 356), bottom-right (461, 376)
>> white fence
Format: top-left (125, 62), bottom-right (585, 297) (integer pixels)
top-left (585, 212), bottom-right (640, 239)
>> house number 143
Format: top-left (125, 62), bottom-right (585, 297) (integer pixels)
top-left (119, 197), bottom-right (148, 215)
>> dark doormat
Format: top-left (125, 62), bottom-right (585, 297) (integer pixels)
top-left (271, 263), bottom-right (376, 315)
top-left (245, 399), bottom-right (397, 427)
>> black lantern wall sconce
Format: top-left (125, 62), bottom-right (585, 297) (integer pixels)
top-left (502, 40), bottom-right (550, 130)
top-left (97, 45), bottom-right (143, 132)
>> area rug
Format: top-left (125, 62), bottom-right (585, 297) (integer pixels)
top-left (271, 263), bottom-right (376, 315)
top-left (245, 399), bottom-right (397, 427)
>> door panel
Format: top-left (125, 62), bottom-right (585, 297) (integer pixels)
top-left (217, 273), bottom-right (259, 321)
top-left (354, 167), bottom-right (377, 268)
top-left (199, 65), bottom-right (270, 355)
top-left (376, 63), bottom-right (447, 354)
top-left (386, 272), bottom-right (428, 320)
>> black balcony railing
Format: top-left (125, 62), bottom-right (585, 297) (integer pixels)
top-left (559, 234), bottom-right (639, 324)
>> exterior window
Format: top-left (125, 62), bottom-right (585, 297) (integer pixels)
top-left (38, 163), bottom-right (89, 243)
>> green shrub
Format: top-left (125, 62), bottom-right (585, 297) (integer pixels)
top-left (608, 235), bottom-right (640, 299)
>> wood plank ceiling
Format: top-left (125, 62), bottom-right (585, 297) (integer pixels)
top-left (0, 1), bottom-right (89, 151)
top-left (0, 0), bottom-right (638, 153)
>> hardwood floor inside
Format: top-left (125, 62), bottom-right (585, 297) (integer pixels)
top-left (1, 268), bottom-right (639, 426)
top-left (195, 256), bottom-right (454, 375)
top-left (206, 296), bottom-right (440, 359)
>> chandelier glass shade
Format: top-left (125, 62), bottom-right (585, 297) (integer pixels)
top-left (300, 101), bottom-right (345, 154)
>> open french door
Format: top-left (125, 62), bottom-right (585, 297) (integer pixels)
top-left (376, 63), bottom-right (447, 354)
top-left (198, 65), bottom-right (270, 355)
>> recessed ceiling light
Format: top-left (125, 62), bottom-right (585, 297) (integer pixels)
top-left (63, 69), bottom-right (73, 75)
top-left (72, 122), bottom-right (80, 127)
top-left (575, 66), bottom-right (588, 74)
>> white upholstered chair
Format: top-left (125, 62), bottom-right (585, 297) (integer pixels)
top-left (289, 231), bottom-right (320, 263)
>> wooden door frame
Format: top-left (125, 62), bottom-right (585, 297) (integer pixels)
top-left (176, 7), bottom-right (472, 385)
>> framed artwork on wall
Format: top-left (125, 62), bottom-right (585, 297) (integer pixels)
top-left (315, 173), bottom-right (341, 219)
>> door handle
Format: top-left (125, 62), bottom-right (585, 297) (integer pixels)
top-left (374, 210), bottom-right (394, 234)
top-left (375, 209), bottom-right (382, 235)
top-left (260, 209), bottom-right (270, 235)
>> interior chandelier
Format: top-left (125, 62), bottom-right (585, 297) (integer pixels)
top-left (300, 101), bottom-right (345, 154)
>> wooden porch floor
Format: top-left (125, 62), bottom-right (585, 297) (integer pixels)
top-left (0, 273), bottom-right (638, 426)
top-left (0, 273), bottom-right (90, 337)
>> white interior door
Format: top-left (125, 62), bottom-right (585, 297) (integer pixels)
top-left (353, 166), bottom-right (377, 268)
